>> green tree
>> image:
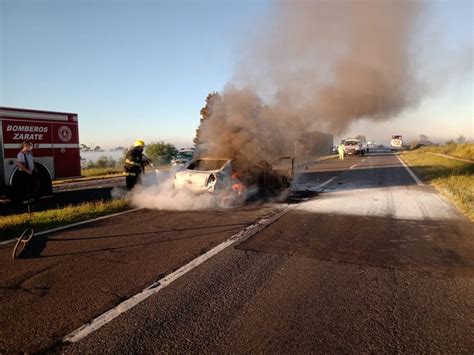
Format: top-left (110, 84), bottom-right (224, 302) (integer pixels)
top-left (84, 155), bottom-right (117, 169)
top-left (194, 92), bottom-right (222, 145)
top-left (145, 141), bottom-right (178, 165)
top-left (95, 155), bottom-right (117, 168)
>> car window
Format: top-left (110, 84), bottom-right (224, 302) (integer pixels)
top-left (188, 159), bottom-right (228, 171)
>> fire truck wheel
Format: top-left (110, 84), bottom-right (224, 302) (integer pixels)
top-left (34, 163), bottom-right (53, 197)
top-left (11, 172), bottom-right (26, 203)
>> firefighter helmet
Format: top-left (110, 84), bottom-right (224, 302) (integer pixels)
top-left (134, 140), bottom-right (145, 147)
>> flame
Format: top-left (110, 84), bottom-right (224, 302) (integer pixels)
top-left (232, 182), bottom-right (246, 196)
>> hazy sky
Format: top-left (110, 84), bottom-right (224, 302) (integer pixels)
top-left (1, 0), bottom-right (472, 148)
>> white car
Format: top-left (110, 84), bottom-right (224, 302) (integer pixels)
top-left (174, 157), bottom-right (238, 194)
top-left (171, 150), bottom-right (194, 167)
top-left (173, 156), bottom-right (293, 199)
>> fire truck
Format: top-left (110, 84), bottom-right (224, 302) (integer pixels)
top-left (0, 107), bottom-right (81, 199)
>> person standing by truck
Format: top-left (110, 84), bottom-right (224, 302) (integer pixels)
top-left (338, 142), bottom-right (345, 160)
top-left (124, 140), bottom-right (150, 189)
top-left (15, 141), bottom-right (39, 204)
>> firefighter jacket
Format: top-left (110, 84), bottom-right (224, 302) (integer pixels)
top-left (124, 148), bottom-right (147, 176)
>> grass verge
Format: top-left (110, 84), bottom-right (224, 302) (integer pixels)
top-left (414, 143), bottom-right (473, 161)
top-left (81, 167), bottom-right (124, 177)
top-left (53, 166), bottom-right (171, 184)
top-left (0, 199), bottom-right (130, 241)
top-left (53, 172), bottom-right (124, 185)
top-left (401, 151), bottom-right (473, 221)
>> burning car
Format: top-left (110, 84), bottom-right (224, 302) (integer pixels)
top-left (173, 156), bottom-right (294, 203)
top-left (174, 157), bottom-right (235, 193)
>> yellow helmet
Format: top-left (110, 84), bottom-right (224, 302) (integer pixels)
top-left (134, 140), bottom-right (145, 147)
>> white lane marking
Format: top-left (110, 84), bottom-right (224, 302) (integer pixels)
top-left (63, 208), bottom-right (290, 343)
top-left (396, 155), bottom-right (424, 186)
top-left (0, 208), bottom-right (142, 246)
top-left (319, 176), bottom-right (336, 187)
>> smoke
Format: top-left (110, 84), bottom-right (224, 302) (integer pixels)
top-left (128, 0), bottom-right (432, 211)
top-left (200, 0), bottom-right (425, 164)
top-left (125, 170), bottom-right (248, 210)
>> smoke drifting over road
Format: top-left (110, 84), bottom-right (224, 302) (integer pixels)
top-left (200, 0), bottom-right (424, 163)
top-left (129, 0), bottom-right (430, 211)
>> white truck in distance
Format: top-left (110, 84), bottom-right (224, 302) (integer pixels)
top-left (343, 135), bottom-right (367, 156)
top-left (390, 135), bottom-right (403, 151)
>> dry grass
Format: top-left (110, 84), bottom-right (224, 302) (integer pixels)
top-left (415, 143), bottom-right (474, 161)
top-left (81, 167), bottom-right (124, 177)
top-left (401, 150), bottom-right (474, 221)
top-left (0, 199), bottom-right (130, 241)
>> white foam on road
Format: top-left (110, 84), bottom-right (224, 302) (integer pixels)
top-left (297, 186), bottom-right (463, 221)
top-left (292, 176), bottom-right (337, 192)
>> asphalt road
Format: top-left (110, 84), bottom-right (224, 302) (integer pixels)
top-left (0, 151), bottom-right (473, 353)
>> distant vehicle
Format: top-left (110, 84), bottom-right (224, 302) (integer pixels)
top-left (0, 107), bottom-right (81, 200)
top-left (367, 141), bottom-right (377, 149)
top-left (343, 136), bottom-right (367, 155)
top-left (171, 149), bottom-right (194, 167)
top-left (390, 135), bottom-right (403, 151)
top-left (355, 135), bottom-right (368, 153)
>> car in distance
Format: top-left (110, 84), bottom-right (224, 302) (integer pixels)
top-left (171, 149), bottom-right (194, 167)
top-left (343, 137), bottom-right (366, 155)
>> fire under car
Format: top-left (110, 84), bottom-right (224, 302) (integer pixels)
top-left (173, 156), bottom-right (294, 202)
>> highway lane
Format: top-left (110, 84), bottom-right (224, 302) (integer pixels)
top-left (0, 205), bottom-right (278, 352)
top-left (58, 152), bottom-right (473, 354)
top-left (1, 152), bottom-right (473, 353)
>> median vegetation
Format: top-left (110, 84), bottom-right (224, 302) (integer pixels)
top-left (401, 143), bottom-right (474, 221)
top-left (0, 199), bottom-right (130, 241)
top-left (81, 155), bottom-right (124, 177)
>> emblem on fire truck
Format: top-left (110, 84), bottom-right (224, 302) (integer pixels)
top-left (58, 125), bottom-right (72, 142)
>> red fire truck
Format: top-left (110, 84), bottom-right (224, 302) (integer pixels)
top-left (0, 107), bottom-right (81, 199)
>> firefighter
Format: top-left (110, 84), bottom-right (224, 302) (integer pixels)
top-left (124, 140), bottom-right (150, 189)
top-left (338, 142), bottom-right (345, 160)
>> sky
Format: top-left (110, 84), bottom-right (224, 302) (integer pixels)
top-left (1, 0), bottom-right (473, 148)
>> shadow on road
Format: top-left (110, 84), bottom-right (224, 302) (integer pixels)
top-left (237, 209), bottom-right (474, 276)
top-left (18, 222), bottom-right (249, 259)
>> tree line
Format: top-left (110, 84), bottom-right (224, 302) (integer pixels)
top-left (82, 91), bottom-right (219, 169)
